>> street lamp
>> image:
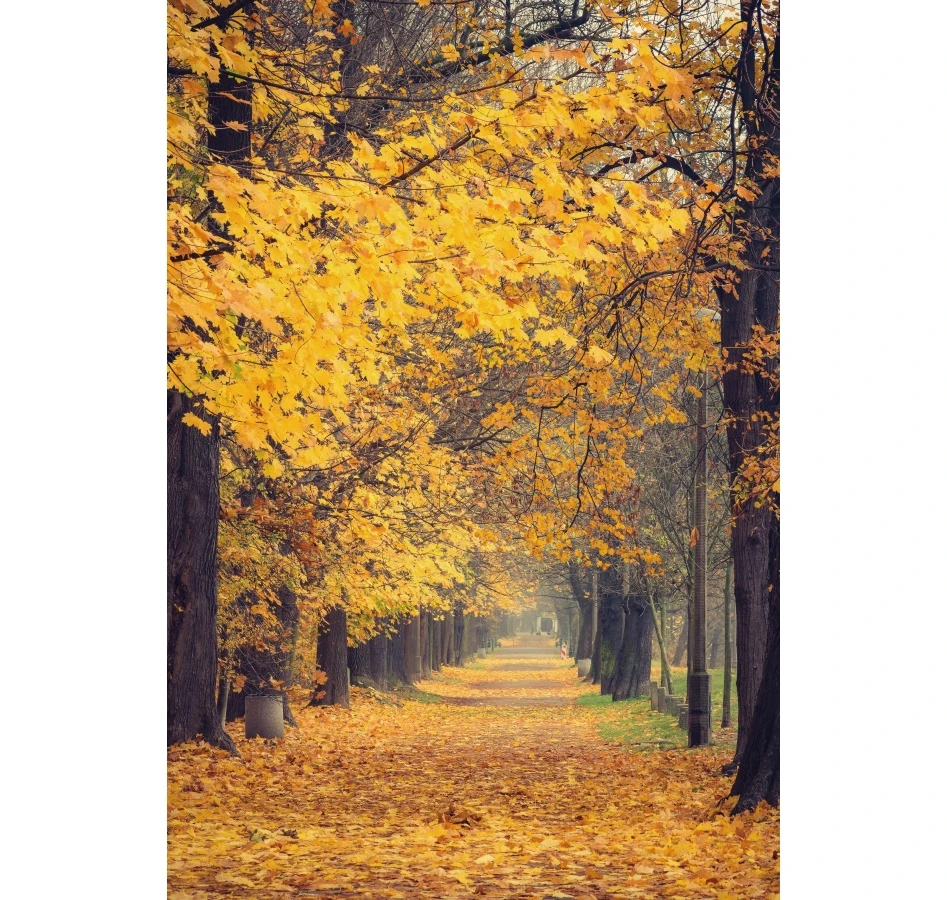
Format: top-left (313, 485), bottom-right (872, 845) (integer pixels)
top-left (689, 307), bottom-right (719, 748)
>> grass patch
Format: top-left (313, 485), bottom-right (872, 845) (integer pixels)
top-left (387, 682), bottom-right (443, 704)
top-left (577, 665), bottom-right (737, 751)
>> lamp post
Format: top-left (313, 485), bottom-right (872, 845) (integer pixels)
top-left (689, 307), bottom-right (719, 747)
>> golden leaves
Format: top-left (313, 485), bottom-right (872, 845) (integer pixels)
top-left (168, 648), bottom-right (779, 898)
top-left (181, 412), bottom-right (213, 435)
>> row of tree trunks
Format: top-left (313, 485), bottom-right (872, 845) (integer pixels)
top-left (611, 592), bottom-right (654, 701)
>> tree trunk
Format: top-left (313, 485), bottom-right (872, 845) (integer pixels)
top-left (453, 606), bottom-right (466, 664)
top-left (388, 619), bottom-right (411, 685)
top-left (309, 605), bottom-right (350, 708)
top-left (709, 624), bottom-right (723, 669)
top-left (444, 609), bottom-right (455, 666)
top-left (167, 390), bottom-right (236, 753)
top-left (722, 560), bottom-right (733, 727)
top-left (587, 574), bottom-right (602, 684)
top-left (405, 612), bottom-right (422, 681)
top-left (348, 640), bottom-right (373, 685)
top-left (569, 561), bottom-right (594, 661)
top-left (731, 515), bottom-right (779, 812)
top-left (646, 588), bottom-right (674, 694)
top-left (460, 613), bottom-right (478, 661)
top-left (672, 616), bottom-right (689, 667)
top-left (432, 616), bottom-right (443, 671)
top-left (216, 674), bottom-right (230, 731)
top-left (420, 609), bottom-right (432, 678)
top-left (716, 11), bottom-right (779, 766)
top-left (369, 628), bottom-right (388, 690)
top-left (612, 593), bottom-right (654, 701)
top-left (598, 566), bottom-right (625, 695)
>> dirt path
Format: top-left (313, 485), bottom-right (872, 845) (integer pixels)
top-left (168, 637), bottom-right (779, 899)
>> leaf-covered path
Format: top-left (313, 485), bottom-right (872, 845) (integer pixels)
top-left (168, 638), bottom-right (779, 899)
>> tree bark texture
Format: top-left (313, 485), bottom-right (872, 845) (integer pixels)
top-left (598, 565), bottom-right (626, 696)
top-left (715, 3), bottom-right (779, 767)
top-left (420, 610), bottom-right (432, 678)
top-left (569, 561), bottom-right (595, 661)
top-left (612, 593), bottom-right (655, 701)
top-left (388, 619), bottom-right (411, 685)
top-left (369, 629), bottom-right (388, 690)
top-left (309, 605), bottom-right (350, 708)
top-left (348, 639), bottom-right (373, 685)
top-left (405, 613), bottom-right (422, 681)
top-left (722, 561), bottom-right (733, 727)
top-left (167, 390), bottom-right (236, 753)
top-left (731, 515), bottom-right (779, 811)
top-left (452, 606), bottom-right (466, 664)
top-left (588, 592), bottom-right (603, 685)
top-left (432, 616), bottom-right (444, 671)
top-left (167, 11), bottom-right (253, 754)
top-left (443, 609), bottom-right (455, 666)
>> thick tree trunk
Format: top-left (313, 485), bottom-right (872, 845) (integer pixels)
top-left (405, 612), bottom-right (422, 681)
top-left (369, 629), bottom-right (388, 690)
top-left (716, 14), bottom-right (779, 765)
top-left (588, 589), bottom-right (603, 685)
top-left (671, 614), bottom-right (689, 667)
top-left (722, 561), bottom-right (733, 727)
top-left (461, 613), bottom-right (478, 661)
top-left (453, 606), bottom-right (466, 664)
top-left (309, 605), bottom-right (350, 707)
top-left (420, 609), bottom-right (432, 678)
top-left (732, 516), bottom-right (779, 811)
top-left (444, 609), bottom-right (455, 665)
top-left (348, 639), bottom-right (373, 685)
top-left (598, 566), bottom-right (625, 696)
top-left (612, 593), bottom-right (655, 701)
top-left (432, 616), bottom-right (443, 671)
top-left (388, 619), bottom-right (412, 685)
top-left (167, 390), bottom-right (236, 753)
top-left (569, 561), bottom-right (594, 661)
top-left (167, 12), bottom-right (254, 754)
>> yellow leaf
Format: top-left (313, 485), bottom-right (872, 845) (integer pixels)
top-left (181, 412), bottom-right (213, 436)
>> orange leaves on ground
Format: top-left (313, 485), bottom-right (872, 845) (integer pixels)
top-left (168, 644), bottom-right (779, 899)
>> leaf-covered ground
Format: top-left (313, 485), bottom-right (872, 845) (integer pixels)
top-left (168, 638), bottom-right (779, 899)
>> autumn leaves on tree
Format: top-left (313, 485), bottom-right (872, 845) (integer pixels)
top-left (168, 0), bottom-right (779, 816)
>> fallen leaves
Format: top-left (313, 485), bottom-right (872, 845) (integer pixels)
top-left (168, 641), bottom-right (778, 898)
